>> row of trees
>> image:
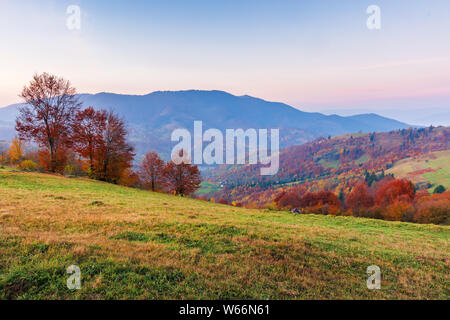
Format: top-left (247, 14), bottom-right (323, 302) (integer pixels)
top-left (11, 73), bottom-right (201, 196)
top-left (139, 151), bottom-right (202, 195)
top-left (15, 73), bottom-right (133, 182)
top-left (273, 177), bottom-right (449, 224)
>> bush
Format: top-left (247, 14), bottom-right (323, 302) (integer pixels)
top-left (414, 201), bottom-right (449, 224)
top-left (433, 185), bottom-right (446, 194)
top-left (357, 207), bottom-right (384, 220)
top-left (64, 164), bottom-right (75, 176)
top-left (19, 160), bottom-right (38, 171)
top-left (382, 201), bottom-right (416, 222)
top-left (277, 191), bottom-right (302, 209)
top-left (301, 191), bottom-right (340, 208)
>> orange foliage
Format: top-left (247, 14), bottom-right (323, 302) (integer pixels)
top-left (301, 191), bottom-right (340, 208)
top-left (8, 137), bottom-right (24, 165)
top-left (382, 201), bottom-right (416, 222)
top-left (346, 183), bottom-right (374, 209)
top-left (38, 148), bottom-right (68, 174)
top-left (414, 191), bottom-right (450, 224)
top-left (94, 111), bottom-right (135, 183)
top-left (16, 73), bottom-right (81, 172)
top-left (375, 178), bottom-right (415, 206)
top-left (72, 107), bottom-right (107, 177)
top-left (277, 191), bottom-right (302, 209)
top-left (163, 161), bottom-right (202, 196)
top-left (139, 152), bottom-right (165, 191)
top-left (117, 169), bottom-right (141, 188)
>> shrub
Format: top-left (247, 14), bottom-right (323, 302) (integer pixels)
top-left (433, 185), bottom-right (446, 194)
top-left (382, 201), bottom-right (416, 222)
top-left (301, 191), bottom-right (340, 208)
top-left (277, 191), bottom-right (302, 209)
top-left (415, 192), bottom-right (450, 224)
top-left (64, 164), bottom-right (75, 176)
top-left (19, 160), bottom-right (38, 171)
top-left (357, 207), bottom-right (384, 220)
top-left (414, 200), bottom-right (449, 224)
top-left (346, 183), bottom-right (374, 209)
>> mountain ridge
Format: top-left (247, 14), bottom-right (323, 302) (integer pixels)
top-left (0, 90), bottom-right (411, 158)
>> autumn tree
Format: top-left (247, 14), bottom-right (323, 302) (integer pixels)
top-left (273, 191), bottom-right (287, 205)
top-left (163, 151), bottom-right (202, 196)
top-left (95, 111), bottom-right (135, 183)
top-left (375, 178), bottom-right (415, 206)
top-left (139, 152), bottom-right (165, 191)
top-left (276, 191), bottom-right (302, 209)
top-left (300, 190), bottom-right (341, 215)
top-left (117, 168), bottom-right (141, 188)
top-left (8, 137), bottom-right (24, 165)
top-left (301, 191), bottom-right (340, 208)
top-left (414, 191), bottom-right (450, 224)
top-left (346, 183), bottom-right (374, 210)
top-left (72, 107), bottom-right (107, 177)
top-left (16, 73), bottom-right (81, 172)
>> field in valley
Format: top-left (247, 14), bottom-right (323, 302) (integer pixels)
top-left (387, 150), bottom-right (450, 191)
top-left (0, 169), bottom-right (449, 299)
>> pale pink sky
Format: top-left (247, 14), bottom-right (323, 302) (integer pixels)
top-left (1, 0), bottom-right (449, 116)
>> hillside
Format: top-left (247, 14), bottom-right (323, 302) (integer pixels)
top-left (205, 126), bottom-right (450, 206)
top-left (0, 169), bottom-right (448, 299)
top-left (387, 150), bottom-right (450, 191)
top-left (0, 90), bottom-right (410, 158)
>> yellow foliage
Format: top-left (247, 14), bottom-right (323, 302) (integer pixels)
top-left (8, 137), bottom-right (24, 165)
top-left (19, 160), bottom-right (38, 171)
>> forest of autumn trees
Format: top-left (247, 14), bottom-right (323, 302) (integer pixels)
top-left (9, 73), bottom-right (201, 196)
top-left (200, 125), bottom-right (449, 224)
top-left (271, 177), bottom-right (449, 224)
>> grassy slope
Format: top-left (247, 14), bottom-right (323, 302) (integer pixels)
top-left (0, 170), bottom-right (448, 300)
top-left (387, 150), bottom-right (450, 191)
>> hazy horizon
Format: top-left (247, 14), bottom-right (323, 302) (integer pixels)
top-left (1, 88), bottom-right (448, 126)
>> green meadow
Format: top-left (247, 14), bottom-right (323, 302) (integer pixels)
top-left (387, 150), bottom-right (450, 191)
top-left (0, 169), bottom-right (448, 299)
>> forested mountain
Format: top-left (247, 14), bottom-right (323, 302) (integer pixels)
top-left (0, 90), bottom-right (410, 159)
top-left (205, 126), bottom-right (450, 206)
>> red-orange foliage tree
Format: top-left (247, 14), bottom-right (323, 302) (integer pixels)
top-left (95, 111), bottom-right (135, 183)
top-left (163, 160), bottom-right (202, 196)
top-left (139, 152), bottom-right (165, 191)
top-left (301, 191), bottom-right (340, 208)
top-left (346, 183), bottom-right (374, 209)
top-left (414, 191), bottom-right (450, 224)
top-left (276, 191), bottom-right (302, 209)
top-left (375, 178), bottom-right (415, 206)
top-left (273, 191), bottom-right (287, 205)
top-left (72, 107), bottom-right (107, 177)
top-left (16, 73), bottom-right (81, 172)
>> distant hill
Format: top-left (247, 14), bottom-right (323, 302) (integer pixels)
top-left (0, 90), bottom-right (411, 159)
top-left (205, 126), bottom-right (450, 206)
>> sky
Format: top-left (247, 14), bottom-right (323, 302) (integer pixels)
top-left (0, 0), bottom-right (449, 124)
